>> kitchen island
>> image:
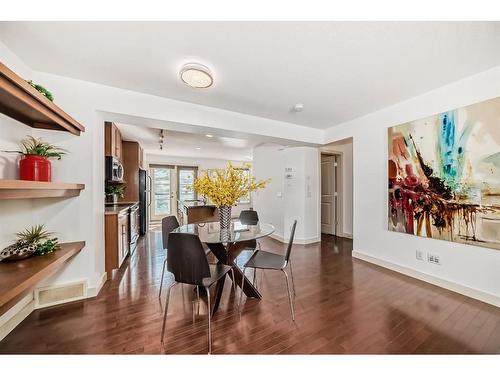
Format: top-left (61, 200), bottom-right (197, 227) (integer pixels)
top-left (177, 200), bottom-right (219, 225)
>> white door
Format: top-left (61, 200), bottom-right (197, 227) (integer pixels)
top-left (149, 166), bottom-right (174, 221)
top-left (321, 154), bottom-right (337, 235)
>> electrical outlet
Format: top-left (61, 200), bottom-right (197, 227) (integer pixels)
top-left (427, 253), bottom-right (441, 265)
top-left (416, 250), bottom-right (424, 261)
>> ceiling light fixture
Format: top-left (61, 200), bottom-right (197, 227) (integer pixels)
top-left (180, 63), bottom-right (213, 88)
top-left (205, 134), bottom-right (214, 138)
top-left (195, 147), bottom-right (201, 150)
top-left (292, 103), bottom-right (304, 112)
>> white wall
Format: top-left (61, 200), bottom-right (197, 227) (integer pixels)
top-left (253, 145), bottom-right (320, 243)
top-left (320, 139), bottom-right (353, 237)
top-left (324, 66), bottom-right (500, 306)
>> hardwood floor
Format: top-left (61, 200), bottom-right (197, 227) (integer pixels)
top-left (1, 232), bottom-right (499, 354)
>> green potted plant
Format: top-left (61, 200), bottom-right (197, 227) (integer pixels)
top-left (19, 136), bottom-right (66, 182)
top-left (26, 80), bottom-right (54, 101)
top-left (0, 224), bottom-right (59, 262)
top-left (105, 184), bottom-right (125, 204)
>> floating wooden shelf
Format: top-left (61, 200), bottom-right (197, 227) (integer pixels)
top-left (0, 241), bottom-right (85, 309)
top-left (0, 179), bottom-right (85, 200)
top-left (0, 62), bottom-right (85, 135)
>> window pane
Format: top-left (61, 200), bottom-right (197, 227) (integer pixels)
top-left (153, 168), bottom-right (171, 216)
top-left (179, 169), bottom-right (196, 201)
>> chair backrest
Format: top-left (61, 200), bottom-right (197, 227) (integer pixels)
top-left (167, 232), bottom-right (211, 285)
top-left (162, 216), bottom-right (180, 249)
top-left (284, 220), bottom-right (297, 262)
top-left (239, 209), bottom-right (259, 225)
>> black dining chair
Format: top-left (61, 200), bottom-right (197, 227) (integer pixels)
top-left (237, 209), bottom-right (261, 286)
top-left (239, 209), bottom-right (259, 225)
top-left (159, 216), bottom-right (180, 298)
top-left (161, 232), bottom-right (235, 354)
top-left (239, 220), bottom-right (297, 321)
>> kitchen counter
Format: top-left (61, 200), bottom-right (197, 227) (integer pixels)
top-left (105, 202), bottom-right (138, 215)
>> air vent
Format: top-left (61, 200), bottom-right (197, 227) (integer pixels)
top-left (34, 280), bottom-right (87, 309)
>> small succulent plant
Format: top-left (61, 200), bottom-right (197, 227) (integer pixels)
top-left (16, 224), bottom-right (52, 245)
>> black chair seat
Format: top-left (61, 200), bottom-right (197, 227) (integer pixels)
top-left (244, 250), bottom-right (286, 270)
top-left (202, 264), bottom-right (233, 287)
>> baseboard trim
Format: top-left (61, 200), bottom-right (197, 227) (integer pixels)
top-left (0, 293), bottom-right (34, 341)
top-left (1, 273), bottom-right (107, 342)
top-left (269, 233), bottom-right (321, 245)
top-left (352, 250), bottom-right (500, 308)
top-left (88, 272), bottom-right (107, 298)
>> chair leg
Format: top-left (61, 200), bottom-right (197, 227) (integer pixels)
top-left (252, 267), bottom-right (257, 289)
top-left (239, 267), bottom-right (246, 314)
top-left (161, 282), bottom-right (176, 344)
top-left (289, 260), bottom-right (296, 297)
top-left (158, 257), bottom-right (168, 298)
top-left (230, 268), bottom-right (237, 296)
top-left (281, 270), bottom-right (295, 321)
top-left (205, 286), bottom-right (212, 354)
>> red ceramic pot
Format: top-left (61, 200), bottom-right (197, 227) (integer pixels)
top-left (19, 155), bottom-right (51, 182)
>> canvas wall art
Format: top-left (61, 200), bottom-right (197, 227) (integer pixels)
top-left (388, 97), bottom-right (500, 250)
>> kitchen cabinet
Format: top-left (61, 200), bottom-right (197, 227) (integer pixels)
top-left (120, 141), bottom-right (143, 203)
top-left (104, 122), bottom-right (123, 161)
top-left (104, 206), bottom-right (130, 279)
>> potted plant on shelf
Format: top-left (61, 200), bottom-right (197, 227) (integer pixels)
top-left (105, 184), bottom-right (125, 204)
top-left (19, 136), bottom-right (66, 182)
top-left (192, 163), bottom-right (268, 238)
top-left (0, 224), bottom-right (59, 262)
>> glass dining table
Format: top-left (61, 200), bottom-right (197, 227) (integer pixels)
top-left (171, 220), bottom-right (275, 316)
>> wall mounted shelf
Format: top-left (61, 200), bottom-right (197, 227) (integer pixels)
top-left (0, 179), bottom-right (85, 200)
top-left (0, 62), bottom-right (85, 135)
top-left (0, 241), bottom-right (85, 310)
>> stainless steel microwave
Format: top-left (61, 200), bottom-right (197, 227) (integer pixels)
top-left (105, 156), bottom-right (124, 182)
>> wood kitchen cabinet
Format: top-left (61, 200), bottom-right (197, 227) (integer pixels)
top-left (104, 208), bottom-right (130, 279)
top-left (104, 122), bottom-right (123, 161)
top-left (119, 141), bottom-right (143, 203)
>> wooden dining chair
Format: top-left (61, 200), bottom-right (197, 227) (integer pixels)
top-left (239, 220), bottom-right (297, 320)
top-left (159, 216), bottom-right (180, 298)
top-left (161, 232), bottom-right (235, 354)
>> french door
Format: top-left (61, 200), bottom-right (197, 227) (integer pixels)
top-left (148, 165), bottom-right (198, 223)
top-left (149, 165), bottom-right (174, 221)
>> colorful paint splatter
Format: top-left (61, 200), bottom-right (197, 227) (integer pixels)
top-left (388, 97), bottom-right (500, 250)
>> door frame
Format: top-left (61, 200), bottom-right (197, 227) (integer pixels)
top-left (320, 151), bottom-right (343, 237)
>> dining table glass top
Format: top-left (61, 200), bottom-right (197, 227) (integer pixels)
top-left (171, 220), bottom-right (275, 244)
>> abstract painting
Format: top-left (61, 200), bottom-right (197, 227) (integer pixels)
top-left (388, 97), bottom-right (500, 250)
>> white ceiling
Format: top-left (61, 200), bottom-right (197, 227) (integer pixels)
top-left (1, 22), bottom-right (500, 129)
top-left (116, 123), bottom-right (256, 161)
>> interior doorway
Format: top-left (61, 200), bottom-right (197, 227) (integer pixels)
top-left (319, 137), bottom-right (353, 239)
top-left (321, 153), bottom-right (341, 235)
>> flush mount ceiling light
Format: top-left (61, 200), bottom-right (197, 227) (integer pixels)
top-left (292, 103), bottom-right (304, 112)
top-left (180, 63), bottom-right (213, 88)
top-left (205, 134), bottom-right (214, 138)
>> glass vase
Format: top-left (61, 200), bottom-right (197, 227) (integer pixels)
top-left (219, 205), bottom-right (232, 241)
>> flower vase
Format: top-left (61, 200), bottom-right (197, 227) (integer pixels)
top-left (219, 205), bottom-right (232, 241)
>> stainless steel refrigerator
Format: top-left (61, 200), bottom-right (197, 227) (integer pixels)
top-left (139, 169), bottom-right (149, 235)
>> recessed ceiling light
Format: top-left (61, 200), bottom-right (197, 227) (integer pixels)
top-left (180, 63), bottom-right (213, 88)
top-left (195, 147), bottom-right (201, 150)
top-left (292, 103), bottom-right (304, 112)
top-left (205, 134), bottom-right (214, 138)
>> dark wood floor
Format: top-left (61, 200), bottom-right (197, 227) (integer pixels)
top-left (1, 231), bottom-right (499, 354)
